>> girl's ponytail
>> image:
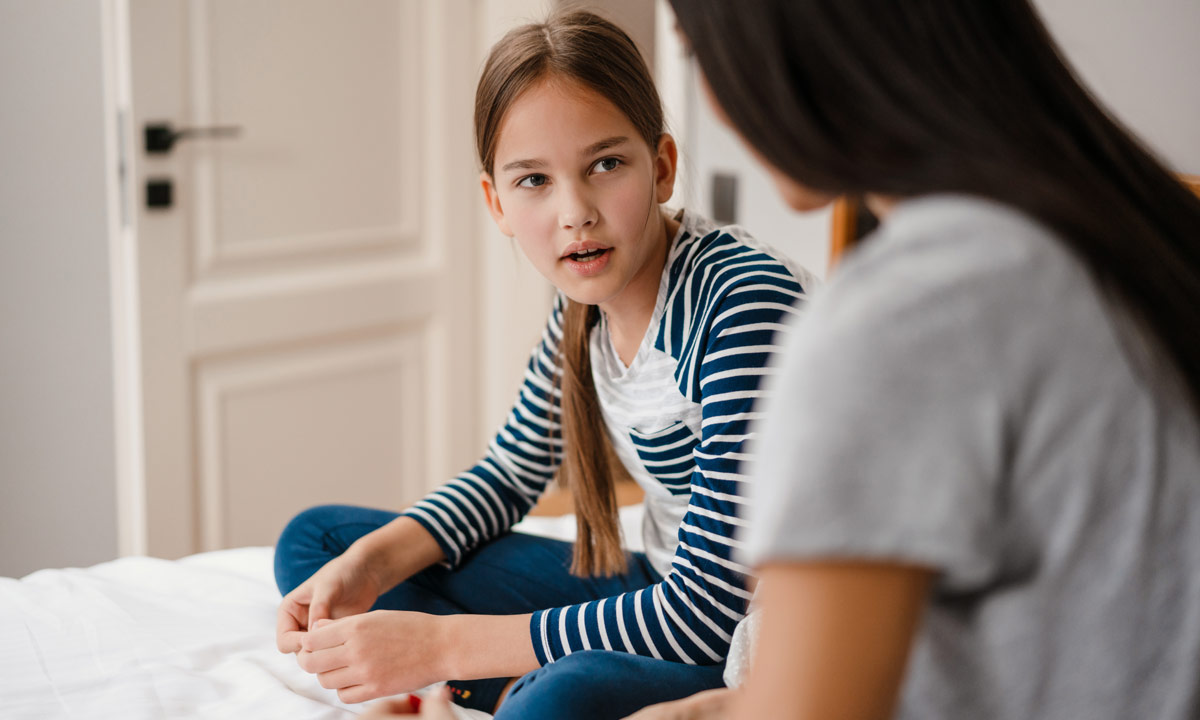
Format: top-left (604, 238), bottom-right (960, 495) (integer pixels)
top-left (559, 299), bottom-right (627, 576)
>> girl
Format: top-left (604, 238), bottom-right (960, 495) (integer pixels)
top-left (272, 10), bottom-right (817, 720)
top-left (633, 1), bottom-right (1200, 719)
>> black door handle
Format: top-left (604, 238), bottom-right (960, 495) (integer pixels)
top-left (144, 121), bottom-right (242, 154)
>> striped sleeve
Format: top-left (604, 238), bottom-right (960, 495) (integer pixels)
top-left (529, 259), bottom-right (805, 665)
top-left (401, 295), bottom-right (565, 567)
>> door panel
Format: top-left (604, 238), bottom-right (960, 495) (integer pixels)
top-left (129, 0), bottom-right (479, 557)
top-left (198, 330), bottom-right (428, 549)
top-left (199, 1), bottom-right (421, 273)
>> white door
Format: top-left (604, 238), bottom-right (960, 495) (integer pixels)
top-left (125, 0), bottom-right (481, 558)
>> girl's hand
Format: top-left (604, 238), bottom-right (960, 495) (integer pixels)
top-left (298, 611), bottom-right (449, 704)
top-left (623, 687), bottom-right (737, 720)
top-left (276, 551), bottom-right (384, 654)
top-left (359, 687), bottom-right (458, 719)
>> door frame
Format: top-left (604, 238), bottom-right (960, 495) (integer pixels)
top-left (101, 0), bottom-right (149, 558)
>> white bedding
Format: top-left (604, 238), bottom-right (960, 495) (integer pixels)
top-left (0, 507), bottom-right (644, 719)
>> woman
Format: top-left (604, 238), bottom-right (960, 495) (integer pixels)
top-left (632, 1), bottom-right (1200, 719)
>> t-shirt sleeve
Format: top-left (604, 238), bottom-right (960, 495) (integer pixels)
top-left (742, 237), bottom-right (1018, 591)
top-left (401, 294), bottom-right (565, 567)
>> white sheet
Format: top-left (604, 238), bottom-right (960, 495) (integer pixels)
top-left (0, 508), bottom-right (644, 720)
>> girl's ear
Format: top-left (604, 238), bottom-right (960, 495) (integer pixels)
top-left (653, 133), bottom-right (679, 204)
top-left (480, 171), bottom-right (514, 237)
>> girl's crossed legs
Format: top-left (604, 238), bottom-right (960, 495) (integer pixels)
top-left (274, 505), bottom-right (726, 719)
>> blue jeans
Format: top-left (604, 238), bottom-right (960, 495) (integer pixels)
top-left (274, 505), bottom-right (727, 719)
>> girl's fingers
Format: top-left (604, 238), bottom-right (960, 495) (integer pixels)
top-left (278, 628), bottom-right (306, 654)
top-left (337, 683), bottom-right (375, 705)
top-left (296, 646), bottom-right (349, 675)
top-left (308, 591), bottom-right (331, 630)
top-left (303, 616), bottom-right (350, 651)
top-left (276, 599), bottom-right (308, 653)
top-left (316, 665), bottom-right (359, 691)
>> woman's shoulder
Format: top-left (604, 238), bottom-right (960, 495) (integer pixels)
top-left (827, 194), bottom-right (1088, 317)
top-left (795, 194), bottom-right (1120, 398)
top-left (848, 194), bottom-right (1072, 282)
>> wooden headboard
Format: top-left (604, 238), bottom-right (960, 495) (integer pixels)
top-left (830, 174), bottom-right (1200, 268)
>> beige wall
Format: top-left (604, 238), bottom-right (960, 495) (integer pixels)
top-left (568, 0), bottom-right (656, 71)
top-left (0, 2), bottom-right (119, 577)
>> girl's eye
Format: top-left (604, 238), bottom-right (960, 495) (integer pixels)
top-left (591, 157), bottom-right (622, 174)
top-left (517, 174), bottom-right (548, 189)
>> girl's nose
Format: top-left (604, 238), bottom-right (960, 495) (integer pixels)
top-left (559, 186), bottom-right (597, 230)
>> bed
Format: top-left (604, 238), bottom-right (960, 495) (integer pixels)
top-left (0, 507), bottom-right (645, 719)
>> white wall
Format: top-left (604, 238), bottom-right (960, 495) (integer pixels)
top-left (1035, 0), bottom-right (1200, 174)
top-left (0, 3), bottom-right (120, 577)
top-left (683, 66), bottom-right (834, 279)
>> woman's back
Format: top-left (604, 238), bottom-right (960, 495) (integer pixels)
top-left (745, 194), bottom-right (1200, 719)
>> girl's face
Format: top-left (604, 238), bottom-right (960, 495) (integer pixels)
top-left (481, 77), bottom-right (676, 313)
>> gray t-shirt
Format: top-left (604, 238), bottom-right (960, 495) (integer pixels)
top-left (743, 194), bottom-right (1200, 719)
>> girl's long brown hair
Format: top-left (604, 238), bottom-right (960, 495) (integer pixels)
top-left (474, 10), bottom-right (665, 576)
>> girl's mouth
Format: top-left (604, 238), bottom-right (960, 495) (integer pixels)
top-left (568, 248), bottom-right (607, 261)
top-left (562, 247), bottom-right (612, 276)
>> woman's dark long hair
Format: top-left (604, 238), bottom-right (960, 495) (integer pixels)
top-left (670, 0), bottom-right (1200, 412)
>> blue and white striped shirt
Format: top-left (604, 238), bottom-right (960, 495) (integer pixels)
top-left (404, 210), bottom-right (815, 666)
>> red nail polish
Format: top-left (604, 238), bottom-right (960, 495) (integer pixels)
top-left (409, 695), bottom-right (422, 711)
